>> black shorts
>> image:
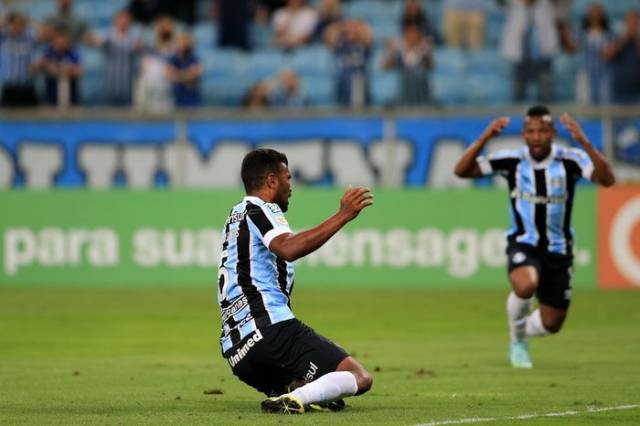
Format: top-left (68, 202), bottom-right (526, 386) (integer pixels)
top-left (223, 318), bottom-right (349, 397)
top-left (506, 243), bottom-right (574, 310)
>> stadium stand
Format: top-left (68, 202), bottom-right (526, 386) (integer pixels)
top-left (0, 0), bottom-right (638, 108)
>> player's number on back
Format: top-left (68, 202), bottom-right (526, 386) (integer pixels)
top-left (218, 249), bottom-right (230, 300)
top-left (218, 266), bottom-right (229, 300)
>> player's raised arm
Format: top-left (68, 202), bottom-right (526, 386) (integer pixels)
top-left (454, 117), bottom-right (510, 178)
top-left (559, 113), bottom-right (615, 187)
top-left (269, 187), bottom-right (373, 262)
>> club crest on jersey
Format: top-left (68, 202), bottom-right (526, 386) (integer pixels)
top-left (512, 252), bottom-right (526, 264)
top-left (266, 203), bottom-right (281, 214)
top-left (276, 216), bottom-right (288, 225)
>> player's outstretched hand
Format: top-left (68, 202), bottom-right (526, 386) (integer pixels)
top-left (560, 113), bottom-right (589, 146)
top-left (479, 117), bottom-right (510, 143)
top-left (339, 186), bottom-right (374, 221)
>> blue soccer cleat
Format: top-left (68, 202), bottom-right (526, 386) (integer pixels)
top-left (510, 341), bottom-right (533, 368)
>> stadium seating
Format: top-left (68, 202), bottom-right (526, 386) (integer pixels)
top-left (194, 22), bottom-right (218, 50)
top-left (553, 54), bottom-right (578, 103)
top-left (289, 46), bottom-right (333, 76)
top-left (466, 72), bottom-right (510, 105)
top-left (343, 0), bottom-right (403, 26)
top-left (247, 49), bottom-right (288, 80)
top-left (371, 70), bottom-right (398, 107)
top-left (433, 48), bottom-right (467, 75)
top-left (6, 0), bottom-right (636, 107)
top-left (467, 48), bottom-right (508, 77)
top-left (432, 71), bottom-right (467, 106)
top-left (300, 74), bottom-right (335, 106)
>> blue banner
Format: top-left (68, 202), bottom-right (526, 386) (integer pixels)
top-left (0, 121), bottom-right (175, 187)
top-left (397, 117), bottom-right (604, 185)
top-left (0, 116), bottom-right (603, 188)
top-left (612, 119), bottom-right (640, 166)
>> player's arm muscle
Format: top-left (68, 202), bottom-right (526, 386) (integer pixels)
top-left (584, 144), bottom-right (615, 187)
top-left (454, 117), bottom-right (509, 178)
top-left (454, 144), bottom-right (484, 178)
top-left (269, 187), bottom-right (373, 262)
top-left (560, 113), bottom-right (615, 187)
top-left (269, 214), bottom-right (348, 262)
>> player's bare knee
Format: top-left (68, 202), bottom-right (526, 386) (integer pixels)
top-left (512, 281), bottom-right (537, 298)
top-left (514, 286), bottom-right (536, 299)
top-left (542, 317), bottom-right (565, 334)
top-left (509, 267), bottom-right (539, 298)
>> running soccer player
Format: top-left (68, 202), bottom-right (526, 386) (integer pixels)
top-left (217, 148), bottom-right (374, 414)
top-left (454, 106), bottom-right (615, 368)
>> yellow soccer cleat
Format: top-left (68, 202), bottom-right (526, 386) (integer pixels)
top-left (261, 395), bottom-right (305, 414)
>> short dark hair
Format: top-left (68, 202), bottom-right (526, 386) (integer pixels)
top-left (241, 149), bottom-right (288, 193)
top-left (525, 105), bottom-right (554, 124)
top-left (526, 105), bottom-right (551, 118)
top-left (582, 9), bottom-right (609, 32)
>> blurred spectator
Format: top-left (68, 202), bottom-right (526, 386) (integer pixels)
top-left (382, 23), bottom-right (433, 105)
top-left (91, 10), bottom-right (144, 106)
top-left (603, 10), bottom-right (640, 104)
top-left (170, 0), bottom-right (196, 26)
top-left (553, 0), bottom-right (575, 53)
top-left (129, 0), bottom-right (165, 25)
top-left (443, 0), bottom-right (487, 50)
top-left (314, 0), bottom-right (342, 42)
top-left (129, 0), bottom-right (195, 26)
top-left (167, 33), bottom-right (202, 107)
top-left (35, 30), bottom-right (82, 106)
top-left (215, 0), bottom-right (253, 51)
top-left (256, 0), bottom-right (287, 23)
top-left (272, 0), bottom-right (318, 50)
top-left (41, 0), bottom-right (90, 45)
top-left (134, 16), bottom-right (175, 112)
top-left (401, 0), bottom-right (438, 44)
top-left (244, 81), bottom-right (271, 108)
top-left (268, 68), bottom-right (307, 107)
top-left (0, 12), bottom-right (38, 106)
top-left (243, 68), bottom-right (307, 108)
top-left (325, 19), bottom-right (372, 108)
top-left (500, 0), bottom-right (558, 102)
top-left (152, 16), bottom-right (175, 57)
top-left (576, 3), bottom-right (611, 104)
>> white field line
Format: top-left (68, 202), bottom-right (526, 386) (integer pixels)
top-left (415, 404), bottom-right (640, 426)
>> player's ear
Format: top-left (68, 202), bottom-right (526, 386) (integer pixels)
top-left (265, 172), bottom-right (278, 189)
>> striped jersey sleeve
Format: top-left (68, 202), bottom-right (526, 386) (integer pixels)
top-left (476, 149), bottom-right (520, 176)
top-left (560, 147), bottom-right (594, 180)
top-left (246, 202), bottom-right (292, 248)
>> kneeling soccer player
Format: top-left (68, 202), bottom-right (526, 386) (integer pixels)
top-left (454, 106), bottom-right (615, 368)
top-left (217, 148), bottom-right (374, 413)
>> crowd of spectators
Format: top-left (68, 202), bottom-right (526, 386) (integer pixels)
top-left (0, 0), bottom-right (639, 109)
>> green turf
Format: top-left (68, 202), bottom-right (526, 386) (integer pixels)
top-left (1, 287), bottom-right (639, 425)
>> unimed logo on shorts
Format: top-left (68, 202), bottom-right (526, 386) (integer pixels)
top-left (598, 186), bottom-right (640, 289)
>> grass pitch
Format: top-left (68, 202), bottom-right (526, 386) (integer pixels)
top-left (1, 287), bottom-right (639, 425)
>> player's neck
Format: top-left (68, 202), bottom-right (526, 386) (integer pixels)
top-left (528, 144), bottom-right (554, 162)
top-left (531, 152), bottom-right (550, 162)
top-left (246, 190), bottom-right (274, 204)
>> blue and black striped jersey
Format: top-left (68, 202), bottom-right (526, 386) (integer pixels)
top-left (477, 144), bottom-right (594, 255)
top-left (217, 196), bottom-right (295, 354)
